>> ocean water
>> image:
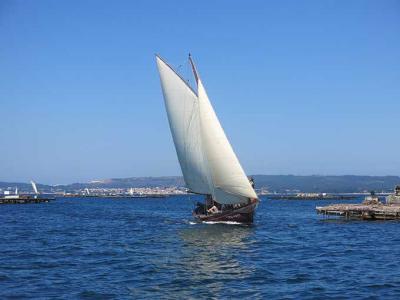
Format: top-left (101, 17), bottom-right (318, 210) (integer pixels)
top-left (1, 195), bottom-right (400, 299)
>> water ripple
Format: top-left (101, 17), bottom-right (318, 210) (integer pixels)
top-left (1, 196), bottom-right (400, 299)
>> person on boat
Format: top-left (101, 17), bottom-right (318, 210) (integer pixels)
top-left (207, 205), bottom-right (219, 214)
top-left (249, 176), bottom-right (255, 188)
top-left (194, 202), bottom-right (206, 215)
top-left (194, 194), bottom-right (214, 215)
top-left (205, 194), bottom-right (213, 209)
top-left (225, 204), bottom-right (233, 210)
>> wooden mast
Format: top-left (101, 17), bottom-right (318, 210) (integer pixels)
top-left (188, 53), bottom-right (199, 85)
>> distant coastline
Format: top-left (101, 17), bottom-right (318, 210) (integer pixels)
top-left (1, 175), bottom-right (399, 194)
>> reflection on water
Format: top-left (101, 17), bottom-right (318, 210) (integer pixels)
top-left (176, 224), bottom-right (255, 298)
top-left (125, 223), bottom-right (256, 298)
top-left (180, 223), bottom-right (253, 250)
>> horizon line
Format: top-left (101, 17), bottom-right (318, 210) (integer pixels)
top-left (1, 173), bottom-right (400, 186)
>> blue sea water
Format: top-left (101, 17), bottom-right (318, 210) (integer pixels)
top-left (1, 195), bottom-right (400, 299)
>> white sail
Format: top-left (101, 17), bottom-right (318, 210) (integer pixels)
top-left (156, 56), bottom-right (210, 194)
top-left (197, 79), bottom-right (258, 205)
top-left (30, 180), bottom-right (39, 194)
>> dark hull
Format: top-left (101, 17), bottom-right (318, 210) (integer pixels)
top-left (193, 201), bottom-right (258, 224)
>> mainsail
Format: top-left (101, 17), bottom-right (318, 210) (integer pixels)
top-left (195, 73), bottom-right (258, 205)
top-left (30, 180), bottom-right (39, 194)
top-left (156, 55), bottom-right (258, 205)
top-left (156, 56), bottom-right (210, 194)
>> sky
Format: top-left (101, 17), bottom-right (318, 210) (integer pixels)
top-left (0, 0), bottom-right (399, 184)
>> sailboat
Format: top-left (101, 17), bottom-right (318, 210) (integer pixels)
top-left (30, 180), bottom-right (39, 198)
top-left (0, 180), bottom-right (55, 204)
top-left (156, 54), bottom-right (259, 223)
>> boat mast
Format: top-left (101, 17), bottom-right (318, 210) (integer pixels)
top-left (156, 54), bottom-right (198, 96)
top-left (190, 55), bottom-right (257, 205)
top-left (188, 54), bottom-right (217, 204)
top-left (188, 53), bottom-right (199, 85)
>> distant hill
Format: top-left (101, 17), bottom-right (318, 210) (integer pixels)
top-left (1, 175), bottom-right (399, 193)
top-left (0, 182), bottom-right (51, 192)
top-left (0, 177), bottom-right (185, 193)
top-left (60, 176), bottom-right (185, 190)
top-left (251, 175), bottom-right (400, 193)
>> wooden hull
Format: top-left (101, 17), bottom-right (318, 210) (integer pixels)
top-left (193, 201), bottom-right (258, 224)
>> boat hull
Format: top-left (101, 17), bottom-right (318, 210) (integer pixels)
top-left (193, 201), bottom-right (258, 224)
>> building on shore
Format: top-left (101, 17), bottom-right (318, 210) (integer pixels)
top-left (386, 185), bottom-right (400, 204)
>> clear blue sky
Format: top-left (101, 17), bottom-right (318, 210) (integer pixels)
top-left (1, 0), bottom-right (399, 184)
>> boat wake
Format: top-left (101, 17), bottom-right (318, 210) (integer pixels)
top-left (189, 220), bottom-right (245, 225)
top-left (203, 221), bottom-right (244, 225)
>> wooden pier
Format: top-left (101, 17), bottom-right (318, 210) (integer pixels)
top-left (0, 197), bottom-right (55, 205)
top-left (269, 194), bottom-right (357, 200)
top-left (316, 203), bottom-right (400, 220)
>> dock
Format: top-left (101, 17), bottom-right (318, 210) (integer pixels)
top-left (316, 203), bottom-right (400, 220)
top-left (61, 194), bottom-right (167, 198)
top-left (269, 194), bottom-right (357, 200)
top-left (0, 197), bottom-right (55, 205)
